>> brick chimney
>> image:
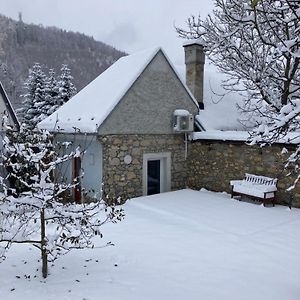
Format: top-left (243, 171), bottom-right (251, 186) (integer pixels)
top-left (183, 40), bottom-right (205, 110)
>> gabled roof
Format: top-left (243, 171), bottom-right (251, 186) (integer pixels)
top-left (0, 81), bottom-right (20, 131)
top-left (38, 47), bottom-right (198, 133)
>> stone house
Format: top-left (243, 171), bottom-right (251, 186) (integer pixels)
top-left (38, 47), bottom-right (199, 202)
top-left (38, 41), bottom-right (300, 207)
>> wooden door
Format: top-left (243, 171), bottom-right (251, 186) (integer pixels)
top-left (73, 156), bottom-right (81, 203)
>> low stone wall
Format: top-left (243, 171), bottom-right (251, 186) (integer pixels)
top-left (100, 134), bottom-right (188, 202)
top-left (99, 134), bottom-right (300, 207)
top-left (188, 140), bottom-right (300, 208)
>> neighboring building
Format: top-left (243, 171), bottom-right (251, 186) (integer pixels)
top-left (0, 81), bottom-right (19, 184)
top-left (0, 81), bottom-right (20, 139)
top-left (39, 47), bottom-right (199, 202)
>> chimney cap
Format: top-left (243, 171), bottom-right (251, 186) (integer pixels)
top-left (183, 38), bottom-right (205, 47)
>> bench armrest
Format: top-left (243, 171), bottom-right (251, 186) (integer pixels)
top-left (230, 180), bottom-right (243, 186)
top-left (264, 189), bottom-right (277, 195)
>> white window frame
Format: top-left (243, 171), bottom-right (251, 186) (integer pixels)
top-left (142, 152), bottom-right (171, 196)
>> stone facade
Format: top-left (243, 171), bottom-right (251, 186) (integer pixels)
top-left (100, 135), bottom-right (300, 207)
top-left (188, 140), bottom-right (300, 207)
top-left (98, 50), bottom-right (198, 135)
top-left (100, 134), bottom-right (188, 202)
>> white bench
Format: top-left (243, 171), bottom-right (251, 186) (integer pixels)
top-left (230, 173), bottom-right (278, 206)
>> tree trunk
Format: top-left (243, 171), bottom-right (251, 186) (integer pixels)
top-left (40, 208), bottom-right (48, 278)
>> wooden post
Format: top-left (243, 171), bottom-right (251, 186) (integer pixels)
top-left (40, 208), bottom-right (48, 278)
top-left (73, 157), bottom-right (82, 203)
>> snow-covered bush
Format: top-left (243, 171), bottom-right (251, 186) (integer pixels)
top-left (0, 127), bottom-right (124, 278)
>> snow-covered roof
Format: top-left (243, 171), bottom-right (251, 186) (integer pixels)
top-left (38, 47), bottom-right (198, 133)
top-left (174, 63), bottom-right (246, 131)
top-left (193, 130), bottom-right (300, 145)
top-left (193, 130), bottom-right (250, 142)
top-left (195, 110), bottom-right (246, 131)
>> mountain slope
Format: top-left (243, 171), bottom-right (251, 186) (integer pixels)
top-left (0, 14), bottom-right (126, 109)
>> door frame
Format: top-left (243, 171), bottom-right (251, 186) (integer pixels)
top-left (142, 152), bottom-right (171, 196)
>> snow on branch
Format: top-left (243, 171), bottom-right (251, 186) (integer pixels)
top-left (0, 126), bottom-right (124, 278)
top-left (177, 0), bottom-right (300, 188)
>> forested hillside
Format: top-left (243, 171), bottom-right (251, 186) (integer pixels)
top-left (0, 14), bottom-right (126, 109)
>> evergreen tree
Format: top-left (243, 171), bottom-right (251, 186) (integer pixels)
top-left (57, 64), bottom-right (77, 106)
top-left (19, 64), bottom-right (77, 128)
top-left (43, 69), bottom-right (59, 116)
top-left (19, 63), bottom-right (47, 128)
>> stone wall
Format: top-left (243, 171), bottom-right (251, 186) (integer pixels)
top-left (188, 140), bottom-right (300, 207)
top-left (100, 134), bottom-right (188, 202)
top-left (99, 134), bottom-right (300, 208)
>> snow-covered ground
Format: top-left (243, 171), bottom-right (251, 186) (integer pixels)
top-left (1, 189), bottom-right (300, 300)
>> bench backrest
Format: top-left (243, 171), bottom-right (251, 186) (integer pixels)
top-left (244, 173), bottom-right (278, 186)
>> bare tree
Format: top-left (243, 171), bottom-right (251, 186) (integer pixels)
top-left (0, 126), bottom-right (124, 278)
top-left (177, 0), bottom-right (300, 182)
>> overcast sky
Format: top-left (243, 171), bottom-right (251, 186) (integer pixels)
top-left (1, 0), bottom-right (243, 125)
top-left (1, 0), bottom-right (214, 65)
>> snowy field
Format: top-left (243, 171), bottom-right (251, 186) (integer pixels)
top-left (1, 189), bottom-right (300, 300)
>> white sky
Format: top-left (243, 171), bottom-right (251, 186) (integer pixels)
top-left (0, 0), bottom-right (214, 65)
top-left (1, 0), bottom-right (243, 128)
